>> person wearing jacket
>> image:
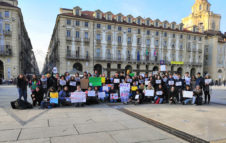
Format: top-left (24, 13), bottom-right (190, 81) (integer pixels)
top-left (193, 85), bottom-right (203, 105)
top-left (203, 75), bottom-right (212, 104)
top-left (182, 85), bottom-right (193, 105)
top-left (175, 74), bottom-right (184, 103)
top-left (154, 84), bottom-right (164, 104)
top-left (169, 86), bottom-right (178, 104)
top-left (29, 74), bottom-right (41, 93)
top-left (40, 75), bottom-right (48, 98)
top-left (31, 86), bottom-right (44, 106)
top-left (195, 72), bottom-right (204, 89)
top-left (17, 74), bottom-right (28, 102)
top-left (58, 86), bottom-right (71, 106)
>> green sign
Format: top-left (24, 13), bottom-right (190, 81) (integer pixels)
top-left (129, 73), bottom-right (135, 77)
top-left (89, 77), bottom-right (102, 86)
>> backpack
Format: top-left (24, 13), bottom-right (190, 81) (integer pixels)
top-left (11, 99), bottom-right (33, 109)
top-left (196, 96), bottom-right (203, 105)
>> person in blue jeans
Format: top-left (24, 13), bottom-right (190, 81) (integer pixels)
top-left (154, 84), bottom-right (164, 104)
top-left (17, 74), bottom-right (28, 102)
top-left (182, 85), bottom-right (193, 105)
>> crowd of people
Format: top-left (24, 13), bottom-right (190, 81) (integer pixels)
top-left (16, 70), bottom-right (213, 109)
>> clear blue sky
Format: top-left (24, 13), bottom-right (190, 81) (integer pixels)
top-left (18, 0), bottom-right (226, 71)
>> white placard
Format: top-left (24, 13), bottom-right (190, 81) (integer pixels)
top-left (102, 86), bottom-right (109, 91)
top-left (98, 92), bottom-right (106, 99)
top-left (156, 80), bottom-right (161, 84)
top-left (52, 67), bottom-right (58, 74)
top-left (183, 91), bottom-right (193, 98)
top-left (60, 80), bottom-right (66, 86)
top-left (88, 91), bottom-right (96, 97)
top-left (110, 94), bottom-right (118, 99)
top-left (153, 71), bottom-right (158, 75)
top-left (127, 79), bottom-right (132, 83)
top-left (139, 80), bottom-right (144, 84)
top-left (156, 91), bottom-right (163, 96)
top-left (70, 92), bottom-right (86, 103)
top-left (145, 81), bottom-right (150, 86)
top-left (168, 81), bottom-right (174, 85)
top-left (135, 95), bottom-right (139, 99)
top-left (205, 79), bottom-right (212, 84)
top-left (69, 81), bottom-right (76, 86)
top-left (114, 79), bottom-right (120, 83)
top-left (145, 90), bottom-right (154, 97)
top-left (176, 82), bottom-right (182, 86)
top-left (160, 65), bottom-right (166, 71)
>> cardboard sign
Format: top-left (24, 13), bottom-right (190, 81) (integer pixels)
top-left (70, 92), bottom-right (86, 103)
top-left (102, 86), bottom-right (109, 91)
top-left (98, 92), bottom-right (106, 99)
top-left (145, 90), bottom-right (154, 97)
top-left (88, 91), bottom-right (96, 97)
top-left (80, 78), bottom-right (89, 89)
top-left (110, 94), bottom-right (118, 100)
top-left (156, 80), bottom-right (161, 84)
top-left (139, 80), bottom-right (144, 84)
top-left (114, 79), bottom-right (120, 83)
top-left (183, 91), bottom-right (193, 98)
top-left (50, 98), bottom-right (58, 104)
top-left (69, 81), bottom-right (76, 86)
top-left (135, 95), bottom-right (139, 99)
top-left (120, 83), bottom-right (130, 98)
top-left (176, 82), bottom-right (182, 86)
top-left (50, 92), bottom-right (59, 98)
top-left (127, 79), bottom-right (132, 83)
top-left (205, 79), bottom-right (212, 84)
top-left (60, 80), bottom-right (66, 86)
top-left (89, 77), bottom-right (102, 86)
top-left (168, 81), bottom-right (174, 85)
top-left (101, 77), bottom-right (106, 83)
top-left (156, 91), bottom-right (163, 96)
top-left (160, 65), bottom-right (166, 71)
top-left (145, 81), bottom-right (150, 86)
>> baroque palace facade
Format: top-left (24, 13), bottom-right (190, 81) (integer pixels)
top-left (43, 5), bottom-right (206, 77)
top-left (0, 0), bottom-right (39, 80)
top-left (183, 0), bottom-right (226, 81)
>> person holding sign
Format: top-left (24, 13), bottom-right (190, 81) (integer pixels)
top-left (86, 87), bottom-right (98, 105)
top-left (175, 74), bottom-right (184, 103)
top-left (154, 85), bottom-right (164, 104)
top-left (31, 86), bottom-right (44, 106)
top-left (74, 85), bottom-right (85, 107)
top-left (109, 86), bottom-right (117, 103)
top-left (203, 75), bottom-right (212, 104)
top-left (182, 85), bottom-right (193, 105)
top-left (154, 75), bottom-right (162, 89)
top-left (129, 90), bottom-right (142, 105)
top-left (113, 73), bottom-right (120, 95)
top-left (143, 82), bottom-right (154, 103)
top-left (131, 81), bottom-right (138, 98)
top-left (59, 76), bottom-right (66, 91)
top-left (68, 76), bottom-right (77, 92)
top-left (59, 86), bottom-right (71, 106)
top-left (169, 86), bottom-right (178, 104)
top-left (193, 85), bottom-right (203, 105)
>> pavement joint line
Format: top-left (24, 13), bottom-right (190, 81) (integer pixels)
top-left (73, 124), bottom-right (80, 135)
top-left (116, 107), bottom-right (209, 143)
top-left (48, 119), bottom-right (50, 127)
top-left (16, 128), bottom-right (22, 141)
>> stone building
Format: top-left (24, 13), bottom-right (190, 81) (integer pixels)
top-left (0, 0), bottom-right (39, 80)
top-left (182, 0), bottom-right (226, 81)
top-left (43, 6), bottom-right (206, 76)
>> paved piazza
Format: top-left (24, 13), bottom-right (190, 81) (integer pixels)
top-left (0, 86), bottom-right (226, 143)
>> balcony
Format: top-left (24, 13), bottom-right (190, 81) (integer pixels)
top-left (186, 47), bottom-right (192, 52)
top-left (75, 37), bottom-right (81, 42)
top-left (66, 53), bottom-right (89, 61)
top-left (84, 38), bottom-right (90, 43)
top-left (118, 41), bottom-right (122, 46)
top-left (96, 39), bottom-right (101, 44)
top-left (3, 30), bottom-right (12, 36)
top-left (0, 46), bottom-right (12, 56)
top-left (198, 49), bottom-right (202, 53)
top-left (107, 40), bottom-right (112, 45)
top-left (66, 36), bottom-right (72, 41)
top-left (127, 41), bottom-right (132, 47)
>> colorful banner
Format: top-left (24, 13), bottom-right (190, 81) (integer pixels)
top-left (50, 98), bottom-right (58, 104)
top-left (50, 92), bottom-right (59, 98)
top-left (70, 92), bottom-right (86, 103)
top-left (120, 83), bottom-right (130, 102)
top-left (129, 73), bottom-right (135, 77)
top-left (89, 77), bottom-right (102, 86)
top-left (101, 77), bottom-right (106, 83)
top-left (171, 61), bottom-right (184, 65)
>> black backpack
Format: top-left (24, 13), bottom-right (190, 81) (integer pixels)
top-left (11, 99), bottom-right (33, 109)
top-left (196, 96), bottom-right (203, 105)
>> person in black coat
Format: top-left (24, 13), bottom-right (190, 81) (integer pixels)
top-left (169, 86), bottom-right (178, 104)
top-left (17, 74), bottom-right (28, 102)
top-left (31, 86), bottom-right (44, 106)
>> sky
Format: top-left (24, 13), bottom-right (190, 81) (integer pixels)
top-left (18, 0), bottom-right (226, 72)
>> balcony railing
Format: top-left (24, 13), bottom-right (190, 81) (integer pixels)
top-left (66, 54), bottom-right (89, 61)
top-left (75, 37), bottom-right (81, 42)
top-left (127, 41), bottom-right (132, 46)
top-left (84, 38), bottom-right (90, 43)
top-left (66, 36), bottom-right (72, 41)
top-left (0, 46), bottom-right (12, 56)
top-left (107, 40), bottom-right (112, 45)
top-left (3, 30), bottom-right (12, 36)
top-left (96, 39), bottom-right (101, 44)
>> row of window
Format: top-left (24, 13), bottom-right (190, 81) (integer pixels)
top-left (0, 11), bottom-right (10, 18)
top-left (0, 23), bottom-right (10, 31)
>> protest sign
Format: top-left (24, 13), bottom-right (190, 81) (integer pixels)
top-left (156, 80), bottom-right (161, 84)
top-left (114, 79), bottom-right (120, 83)
top-left (98, 92), bottom-right (106, 99)
top-left (145, 90), bottom-right (154, 97)
top-left (168, 81), bottom-right (174, 85)
top-left (205, 79), bottom-right (212, 84)
top-left (89, 77), bottom-right (102, 86)
top-left (127, 79), bottom-right (132, 83)
top-left (135, 95), bottom-right (139, 99)
top-left (65, 97), bottom-right (71, 102)
top-left (110, 94), bottom-right (118, 100)
top-left (176, 82), bottom-right (182, 86)
top-left (52, 67), bottom-right (58, 74)
top-left (50, 92), bottom-right (59, 98)
top-left (80, 78), bottom-right (89, 89)
top-left (69, 81), bottom-right (76, 86)
top-left (120, 83), bottom-right (130, 102)
top-left (71, 92), bottom-right (86, 103)
top-left (88, 91), bottom-right (96, 97)
top-left (153, 71), bottom-right (158, 75)
top-left (156, 91), bottom-right (163, 96)
top-left (50, 98), bottom-right (58, 104)
top-left (129, 73), bottom-right (135, 77)
top-left (183, 91), bottom-right (193, 98)
top-left (101, 77), bottom-right (106, 83)
top-left (131, 86), bottom-right (138, 91)
top-left (160, 65), bottom-right (166, 71)
top-left (60, 80), bottom-right (66, 86)
top-left (102, 86), bottom-right (109, 91)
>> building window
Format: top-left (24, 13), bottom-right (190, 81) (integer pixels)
top-left (107, 35), bottom-right (111, 41)
top-left (96, 34), bottom-right (101, 40)
top-left (199, 37), bottom-right (202, 41)
top-left (163, 41), bottom-right (167, 47)
top-left (76, 31), bottom-right (80, 38)
top-left (147, 20), bottom-right (150, 26)
top-left (67, 19), bottom-right (71, 25)
top-left (107, 25), bottom-right (111, 30)
top-left (96, 48), bottom-right (101, 57)
top-left (76, 9), bottom-right (79, 15)
top-left (188, 35), bottom-right (191, 40)
top-left (155, 40), bottom-right (159, 46)
top-left (107, 49), bottom-right (111, 58)
top-left (118, 26), bottom-right (122, 31)
top-left (66, 30), bottom-right (71, 37)
top-left (137, 18), bottom-right (141, 25)
top-left (117, 64), bottom-right (121, 69)
top-left (118, 16), bottom-right (122, 22)
top-left (147, 30), bottom-right (150, 35)
top-left (180, 34), bottom-right (183, 39)
top-left (146, 39), bottom-right (150, 46)
top-left (156, 31), bottom-right (159, 36)
top-left (85, 32), bottom-right (88, 39)
top-left (155, 22), bottom-right (158, 27)
top-left (128, 17), bottom-right (131, 23)
top-left (107, 14), bottom-right (111, 20)
top-left (137, 38), bottom-right (141, 44)
top-left (194, 36), bottom-right (196, 40)
top-left (128, 28), bottom-right (131, 33)
top-left (128, 37), bottom-right (131, 44)
top-left (97, 24), bottom-right (101, 29)
top-left (172, 34), bottom-right (176, 38)
top-left (172, 24), bottom-right (175, 29)
top-left (97, 13), bottom-right (100, 19)
top-left (75, 21), bottom-right (80, 26)
top-left (5, 24), bottom-right (10, 31)
top-left (118, 36), bottom-right (122, 43)
top-left (138, 29), bottom-right (141, 34)
top-left (5, 11), bottom-right (9, 18)
top-left (164, 32), bottom-right (167, 37)
top-left (85, 22), bottom-right (89, 27)
top-left (164, 23), bottom-right (167, 28)
top-left (117, 50), bottom-right (121, 60)
top-left (212, 22), bottom-right (216, 30)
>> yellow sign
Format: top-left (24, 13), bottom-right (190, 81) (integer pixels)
top-left (50, 92), bottom-right (59, 98)
top-left (171, 61), bottom-right (184, 65)
top-left (131, 86), bottom-right (138, 91)
top-left (101, 77), bottom-right (106, 83)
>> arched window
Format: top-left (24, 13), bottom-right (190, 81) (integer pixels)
top-left (73, 63), bottom-right (83, 72)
